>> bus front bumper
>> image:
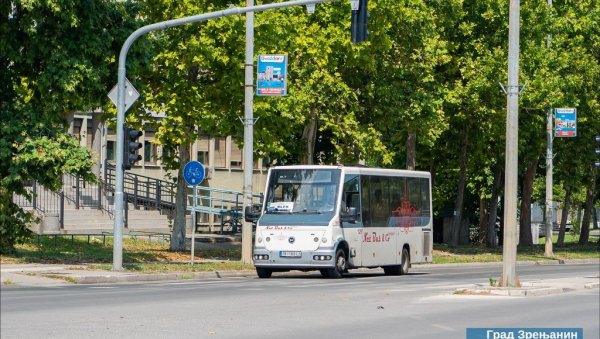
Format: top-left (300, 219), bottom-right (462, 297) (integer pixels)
top-left (253, 248), bottom-right (336, 268)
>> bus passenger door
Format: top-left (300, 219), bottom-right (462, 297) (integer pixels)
top-left (340, 174), bottom-right (362, 267)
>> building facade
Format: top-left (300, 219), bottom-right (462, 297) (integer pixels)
top-left (67, 111), bottom-right (268, 194)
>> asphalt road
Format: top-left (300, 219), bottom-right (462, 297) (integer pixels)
top-left (2, 263), bottom-right (599, 339)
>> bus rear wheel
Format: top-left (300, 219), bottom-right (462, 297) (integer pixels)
top-left (400, 247), bottom-right (410, 275)
top-left (256, 267), bottom-right (272, 278)
top-left (325, 249), bottom-right (346, 279)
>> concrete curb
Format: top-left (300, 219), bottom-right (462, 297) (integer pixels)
top-left (71, 270), bottom-right (258, 284)
top-left (488, 287), bottom-right (564, 297)
top-left (584, 282), bottom-right (600, 289)
top-left (413, 258), bottom-right (599, 269)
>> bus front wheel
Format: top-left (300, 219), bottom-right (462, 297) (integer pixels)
top-left (256, 267), bottom-right (272, 278)
top-left (326, 249), bottom-right (346, 279)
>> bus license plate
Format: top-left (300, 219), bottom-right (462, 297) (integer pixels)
top-left (280, 251), bottom-right (302, 258)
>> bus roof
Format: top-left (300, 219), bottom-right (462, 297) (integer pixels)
top-left (269, 165), bottom-right (431, 178)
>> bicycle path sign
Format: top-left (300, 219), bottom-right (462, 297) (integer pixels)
top-left (184, 161), bottom-right (205, 186)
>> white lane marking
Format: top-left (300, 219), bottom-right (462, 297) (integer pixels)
top-left (386, 289), bottom-right (417, 292)
top-left (432, 323), bottom-right (455, 331)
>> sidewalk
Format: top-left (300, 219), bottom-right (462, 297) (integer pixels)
top-left (1, 259), bottom-right (598, 296)
top-left (0, 262), bottom-right (256, 286)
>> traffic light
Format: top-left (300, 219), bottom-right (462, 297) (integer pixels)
top-left (351, 0), bottom-right (368, 44)
top-left (595, 135), bottom-right (600, 168)
top-left (123, 127), bottom-right (142, 170)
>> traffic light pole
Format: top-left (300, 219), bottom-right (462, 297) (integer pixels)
top-left (112, 0), bottom-right (336, 271)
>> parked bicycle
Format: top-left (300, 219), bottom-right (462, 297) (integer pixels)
top-left (220, 209), bottom-right (242, 234)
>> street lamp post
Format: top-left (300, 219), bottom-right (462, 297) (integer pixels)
top-left (502, 0), bottom-right (521, 287)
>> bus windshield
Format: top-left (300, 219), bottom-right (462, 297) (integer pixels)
top-left (265, 168), bottom-right (341, 214)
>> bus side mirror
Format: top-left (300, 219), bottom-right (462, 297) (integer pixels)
top-left (340, 207), bottom-right (357, 223)
top-left (245, 205), bottom-right (261, 222)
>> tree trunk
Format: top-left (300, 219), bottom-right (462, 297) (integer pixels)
top-left (518, 156), bottom-right (539, 246)
top-left (406, 132), bottom-right (416, 170)
top-left (486, 163), bottom-right (503, 247)
top-left (578, 174), bottom-right (596, 245)
top-left (301, 112), bottom-right (318, 165)
top-left (556, 184), bottom-right (572, 247)
top-left (170, 141), bottom-right (191, 252)
top-left (449, 129), bottom-right (468, 247)
top-left (478, 197), bottom-right (488, 245)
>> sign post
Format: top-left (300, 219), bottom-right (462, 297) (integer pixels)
top-left (184, 161), bottom-right (205, 265)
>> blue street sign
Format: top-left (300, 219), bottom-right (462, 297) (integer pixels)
top-left (183, 161), bottom-right (205, 186)
top-left (257, 54), bottom-right (288, 96)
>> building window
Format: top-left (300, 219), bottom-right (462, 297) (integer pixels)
top-left (230, 142), bottom-right (242, 169)
top-left (144, 140), bottom-right (157, 164)
top-left (214, 137), bottom-right (227, 168)
top-left (107, 141), bottom-right (115, 161)
top-left (197, 151), bottom-right (208, 164)
top-left (196, 137), bottom-right (210, 166)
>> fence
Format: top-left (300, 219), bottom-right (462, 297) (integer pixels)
top-left (188, 186), bottom-right (263, 233)
top-left (12, 181), bottom-right (65, 228)
top-left (104, 162), bottom-right (176, 214)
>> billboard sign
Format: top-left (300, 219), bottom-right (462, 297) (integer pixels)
top-left (257, 54), bottom-right (287, 96)
top-left (555, 108), bottom-right (577, 137)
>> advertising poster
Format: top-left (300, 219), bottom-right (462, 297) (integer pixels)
top-left (555, 108), bottom-right (577, 137)
top-left (257, 54), bottom-right (287, 96)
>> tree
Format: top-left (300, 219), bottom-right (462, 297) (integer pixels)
top-left (1, 0), bottom-right (145, 253)
top-left (361, 0), bottom-right (453, 170)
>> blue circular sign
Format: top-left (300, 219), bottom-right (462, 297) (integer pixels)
top-left (183, 161), bottom-right (205, 186)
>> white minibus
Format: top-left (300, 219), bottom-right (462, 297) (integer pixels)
top-left (245, 165), bottom-right (433, 278)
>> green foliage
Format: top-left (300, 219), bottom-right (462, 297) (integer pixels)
top-left (0, 105), bottom-right (96, 254)
top-left (1, 0), bottom-right (145, 254)
top-left (2, 0), bottom-right (598, 253)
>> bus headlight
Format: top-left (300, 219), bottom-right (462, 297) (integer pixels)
top-left (257, 237), bottom-right (263, 243)
top-left (321, 237), bottom-right (327, 243)
top-left (313, 255), bottom-right (332, 261)
top-left (254, 254), bottom-right (270, 260)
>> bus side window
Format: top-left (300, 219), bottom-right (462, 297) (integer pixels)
top-left (361, 175), bottom-right (370, 226)
top-left (370, 176), bottom-right (389, 227)
top-left (342, 174), bottom-right (361, 221)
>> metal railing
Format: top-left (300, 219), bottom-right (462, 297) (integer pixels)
top-left (12, 181), bottom-right (65, 228)
top-left (13, 162), bottom-right (260, 235)
top-left (104, 162), bottom-right (177, 214)
top-left (62, 174), bottom-right (115, 215)
top-left (188, 186), bottom-right (263, 234)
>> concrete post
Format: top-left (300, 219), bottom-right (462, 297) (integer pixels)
top-left (502, 0), bottom-right (521, 287)
top-left (241, 0), bottom-right (255, 264)
top-left (544, 0), bottom-right (554, 257)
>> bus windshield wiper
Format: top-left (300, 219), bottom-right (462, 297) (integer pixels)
top-left (266, 209), bottom-right (292, 214)
top-left (292, 209), bottom-right (323, 214)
